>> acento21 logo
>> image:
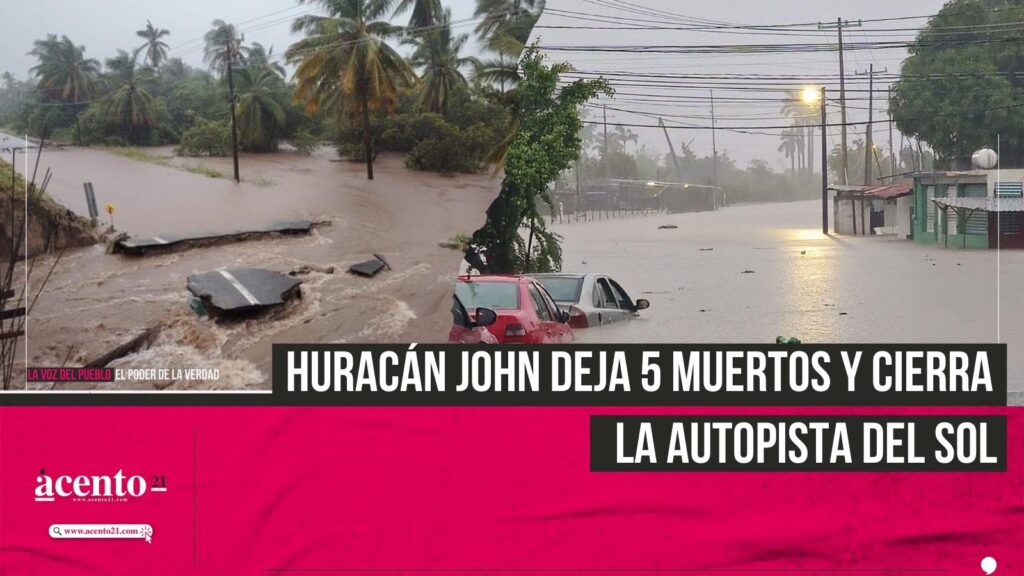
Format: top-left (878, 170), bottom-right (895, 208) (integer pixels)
top-left (35, 469), bottom-right (168, 502)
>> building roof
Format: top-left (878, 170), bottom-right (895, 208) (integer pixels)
top-left (931, 197), bottom-right (1024, 212)
top-left (867, 180), bottom-right (914, 199)
top-left (828, 180), bottom-right (913, 198)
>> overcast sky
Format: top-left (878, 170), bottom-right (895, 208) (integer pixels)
top-left (0, 0), bottom-right (481, 77)
top-left (1, 0), bottom-right (951, 169)
top-left (531, 0), bottom-right (949, 169)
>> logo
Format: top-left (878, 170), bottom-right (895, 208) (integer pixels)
top-left (35, 469), bottom-right (167, 503)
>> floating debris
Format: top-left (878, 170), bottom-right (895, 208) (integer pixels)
top-left (187, 268), bottom-right (302, 316)
top-left (349, 254), bottom-right (392, 278)
top-left (741, 270), bottom-right (756, 274)
top-left (658, 224), bottom-right (678, 229)
top-left (290, 264), bottom-right (336, 276)
top-left (113, 220), bottom-right (324, 256)
top-left (699, 248), bottom-right (714, 251)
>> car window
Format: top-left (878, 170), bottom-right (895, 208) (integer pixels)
top-left (595, 278), bottom-right (619, 309)
top-left (527, 285), bottom-right (552, 321)
top-left (455, 281), bottom-right (519, 310)
top-left (535, 283), bottom-right (563, 320)
top-left (534, 276), bottom-right (583, 303)
top-left (608, 279), bottom-right (634, 309)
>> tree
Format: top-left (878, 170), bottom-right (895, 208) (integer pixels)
top-left (394, 0), bottom-right (442, 27)
top-left (466, 46), bottom-right (610, 274)
top-left (102, 50), bottom-right (159, 140)
top-left (247, 43), bottom-right (286, 77)
top-left (474, 0), bottom-right (544, 54)
top-left (778, 129), bottom-right (799, 176)
top-left (234, 65), bottom-right (288, 151)
top-left (135, 20), bottom-right (171, 68)
top-left (780, 89), bottom-right (817, 174)
top-left (287, 0), bottom-right (417, 180)
top-left (204, 19), bottom-right (248, 76)
top-left (29, 35), bottom-right (100, 143)
top-left (472, 51), bottom-right (520, 91)
top-left (411, 9), bottom-right (475, 113)
top-left (890, 0), bottom-right (1024, 167)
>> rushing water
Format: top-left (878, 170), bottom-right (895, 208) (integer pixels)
top-left (6, 140), bottom-right (497, 390)
top-left (552, 200), bottom-right (1024, 397)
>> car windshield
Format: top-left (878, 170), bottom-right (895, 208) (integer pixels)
top-left (534, 277), bottom-right (583, 303)
top-left (455, 281), bottom-right (520, 310)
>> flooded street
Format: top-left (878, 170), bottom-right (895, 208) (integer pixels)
top-left (553, 201), bottom-right (1024, 399)
top-left (7, 139), bottom-right (496, 389)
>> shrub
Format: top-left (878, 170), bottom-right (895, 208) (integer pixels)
top-left (177, 118), bottom-right (231, 157)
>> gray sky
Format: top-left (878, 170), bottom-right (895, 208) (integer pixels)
top-left (1, 0), bottom-right (951, 169)
top-left (531, 0), bottom-right (949, 169)
top-left (0, 0), bottom-right (482, 77)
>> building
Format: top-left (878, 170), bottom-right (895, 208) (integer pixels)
top-left (830, 180), bottom-right (913, 237)
top-left (911, 169), bottom-right (1024, 249)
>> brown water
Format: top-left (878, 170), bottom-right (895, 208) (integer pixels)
top-left (7, 140), bottom-right (496, 390)
top-left (552, 201), bottom-right (1024, 397)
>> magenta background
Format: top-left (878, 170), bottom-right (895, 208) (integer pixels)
top-left (1, 406), bottom-right (1021, 576)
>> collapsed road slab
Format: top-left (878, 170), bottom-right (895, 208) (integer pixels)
top-left (187, 268), bottom-right (302, 315)
top-left (348, 253), bottom-right (392, 277)
top-left (113, 220), bottom-right (322, 256)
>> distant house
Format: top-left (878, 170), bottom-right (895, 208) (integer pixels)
top-left (911, 169), bottom-right (1024, 249)
top-left (830, 180), bottom-right (913, 237)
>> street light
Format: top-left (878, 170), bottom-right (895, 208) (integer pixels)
top-left (800, 86), bottom-right (820, 106)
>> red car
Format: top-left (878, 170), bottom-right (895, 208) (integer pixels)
top-left (448, 275), bottom-right (575, 344)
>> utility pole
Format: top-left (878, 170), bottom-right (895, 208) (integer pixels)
top-left (888, 88), bottom-right (896, 179)
top-left (659, 118), bottom-right (683, 182)
top-left (819, 18), bottom-right (861, 185)
top-left (710, 90), bottom-right (719, 190)
top-left (856, 64), bottom-right (886, 185)
top-left (820, 86), bottom-right (828, 235)
top-left (226, 33), bottom-right (242, 183)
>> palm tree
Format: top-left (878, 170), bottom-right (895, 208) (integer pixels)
top-left (29, 35), bottom-right (100, 143)
top-left (474, 0), bottom-right (544, 54)
top-left (29, 35), bottom-right (100, 102)
top-left (781, 89), bottom-right (817, 175)
top-left (778, 129), bottom-right (799, 176)
top-left (287, 0), bottom-right (417, 180)
top-left (135, 20), bottom-right (171, 68)
top-left (612, 124), bottom-right (638, 154)
top-left (234, 65), bottom-right (288, 151)
top-left (102, 50), bottom-right (158, 141)
top-left (204, 19), bottom-right (248, 76)
top-left (411, 8), bottom-right (475, 113)
top-left (472, 51), bottom-right (519, 91)
top-left (247, 43), bottom-right (286, 77)
top-left (394, 0), bottom-right (442, 28)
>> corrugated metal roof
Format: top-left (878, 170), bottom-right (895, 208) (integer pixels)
top-left (867, 180), bottom-right (914, 199)
top-left (931, 197), bottom-right (1024, 212)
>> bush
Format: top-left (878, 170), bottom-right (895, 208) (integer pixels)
top-left (405, 118), bottom-right (493, 174)
top-left (290, 129), bottom-right (319, 155)
top-left (177, 118), bottom-right (231, 157)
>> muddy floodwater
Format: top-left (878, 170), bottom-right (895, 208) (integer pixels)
top-left (6, 138), bottom-right (496, 390)
top-left (552, 201), bottom-right (1024, 400)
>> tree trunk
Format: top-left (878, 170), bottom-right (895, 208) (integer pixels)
top-left (361, 89), bottom-right (373, 181)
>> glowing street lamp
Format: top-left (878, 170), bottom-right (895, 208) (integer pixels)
top-left (800, 86), bottom-right (821, 106)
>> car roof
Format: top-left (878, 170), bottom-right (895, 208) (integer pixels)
top-left (457, 274), bottom-right (529, 284)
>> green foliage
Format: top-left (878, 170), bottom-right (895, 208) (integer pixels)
top-left (467, 46), bottom-right (610, 274)
top-left (890, 0), bottom-right (1024, 167)
top-left (290, 129), bottom-right (320, 155)
top-left (177, 117), bottom-right (231, 157)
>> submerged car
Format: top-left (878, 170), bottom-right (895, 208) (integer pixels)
top-left (530, 273), bottom-right (649, 329)
top-left (448, 275), bottom-right (574, 344)
top-left (448, 294), bottom-right (499, 344)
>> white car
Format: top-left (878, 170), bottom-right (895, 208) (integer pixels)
top-left (530, 273), bottom-right (649, 328)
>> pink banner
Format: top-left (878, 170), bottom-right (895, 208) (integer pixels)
top-left (1, 406), bottom-right (1021, 575)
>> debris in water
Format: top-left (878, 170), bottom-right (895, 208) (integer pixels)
top-left (658, 224), bottom-right (678, 229)
top-left (741, 270), bottom-right (756, 274)
top-left (699, 248), bottom-right (714, 251)
top-left (801, 250), bottom-right (806, 255)
top-left (187, 268), bottom-right (302, 316)
top-left (84, 326), bottom-right (162, 368)
top-left (839, 312), bottom-right (848, 316)
top-left (113, 220), bottom-right (323, 256)
top-left (349, 254), bottom-right (392, 278)
top-left (776, 336), bottom-right (802, 344)
top-left (290, 264), bottom-right (336, 276)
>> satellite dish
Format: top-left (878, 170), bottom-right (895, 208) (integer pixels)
top-left (972, 148), bottom-right (998, 169)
